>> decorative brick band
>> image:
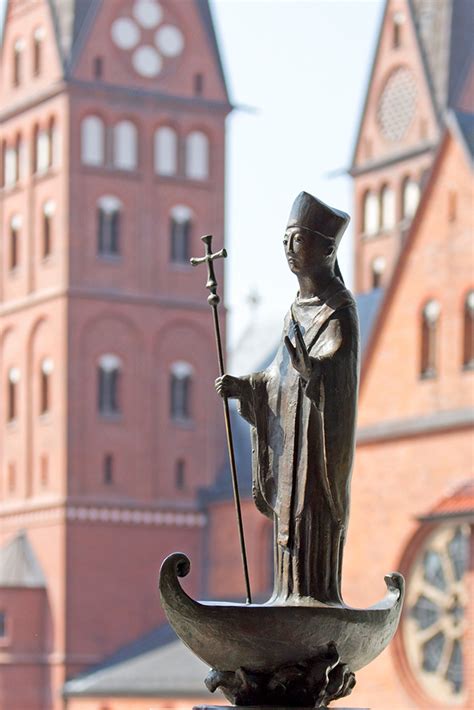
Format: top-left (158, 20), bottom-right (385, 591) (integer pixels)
top-left (66, 506), bottom-right (206, 527)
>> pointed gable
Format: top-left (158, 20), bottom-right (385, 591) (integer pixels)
top-left (358, 115), bottom-right (474, 427)
top-left (352, 0), bottom-right (440, 171)
top-left (70, 0), bottom-right (229, 103)
top-left (0, 531), bottom-right (46, 588)
top-left (47, 0), bottom-right (97, 68)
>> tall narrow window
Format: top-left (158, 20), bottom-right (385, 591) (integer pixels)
top-left (421, 300), bottom-right (441, 378)
top-left (35, 128), bottom-right (49, 174)
top-left (185, 131), bottom-right (209, 180)
top-left (113, 120), bottom-right (138, 170)
top-left (33, 27), bottom-right (45, 76)
top-left (175, 459), bottom-right (186, 490)
top-left (7, 367), bottom-right (20, 422)
top-left (98, 354), bottom-right (121, 415)
top-left (194, 73), bottom-right (204, 96)
top-left (93, 56), bottom-right (103, 79)
top-left (371, 256), bottom-right (386, 290)
top-left (103, 454), bottom-right (114, 484)
top-left (402, 177), bottom-right (420, 220)
top-left (170, 205), bottom-right (193, 264)
top-left (42, 200), bottom-right (55, 258)
top-left (463, 291), bottom-right (474, 370)
top-left (97, 196), bottom-right (122, 256)
top-left (154, 126), bottom-right (177, 176)
top-left (40, 357), bottom-right (53, 414)
top-left (47, 118), bottom-right (57, 167)
top-left (14, 134), bottom-right (22, 183)
top-left (13, 39), bottom-right (24, 86)
top-left (4, 145), bottom-right (17, 188)
top-left (379, 184), bottom-right (395, 230)
top-left (81, 115), bottom-right (105, 166)
top-left (362, 189), bottom-right (379, 236)
top-left (9, 215), bottom-right (22, 271)
top-left (170, 361), bottom-right (193, 420)
top-left (392, 12), bottom-right (404, 48)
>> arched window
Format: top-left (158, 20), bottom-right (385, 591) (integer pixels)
top-left (185, 130), bottom-right (209, 180)
top-left (48, 117), bottom-right (58, 167)
top-left (4, 144), bottom-right (17, 188)
top-left (35, 128), bottom-right (49, 174)
top-left (154, 126), bottom-right (177, 176)
top-left (371, 256), bottom-right (386, 290)
top-left (7, 367), bottom-right (20, 422)
top-left (392, 12), bottom-right (405, 48)
top-left (362, 189), bottom-right (379, 236)
top-left (42, 200), bottom-right (55, 258)
top-left (13, 39), bottom-right (24, 86)
top-left (170, 361), bottom-right (193, 420)
top-left (33, 27), bottom-right (45, 76)
top-left (402, 177), bottom-right (420, 220)
top-left (97, 354), bottom-right (121, 415)
top-left (113, 120), bottom-right (137, 170)
top-left (9, 214), bottom-right (22, 271)
top-left (170, 205), bottom-right (193, 264)
top-left (379, 184), bottom-right (395, 230)
top-left (420, 300), bottom-right (441, 378)
top-left (40, 357), bottom-right (53, 414)
top-left (97, 196), bottom-right (122, 256)
top-left (463, 291), bottom-right (474, 370)
top-left (81, 115), bottom-right (105, 166)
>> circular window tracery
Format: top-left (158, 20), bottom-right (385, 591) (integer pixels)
top-left (377, 67), bottom-right (417, 142)
top-left (110, 0), bottom-right (185, 78)
top-left (404, 524), bottom-right (470, 705)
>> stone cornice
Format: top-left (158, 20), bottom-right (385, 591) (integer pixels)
top-left (357, 408), bottom-right (474, 445)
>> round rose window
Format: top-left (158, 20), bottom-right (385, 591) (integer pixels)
top-left (404, 524), bottom-right (470, 705)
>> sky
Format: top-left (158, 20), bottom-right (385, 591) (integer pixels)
top-left (211, 0), bottom-right (384, 343)
top-left (0, 0), bottom-right (384, 343)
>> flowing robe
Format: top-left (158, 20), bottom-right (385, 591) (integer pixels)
top-left (238, 279), bottom-right (359, 605)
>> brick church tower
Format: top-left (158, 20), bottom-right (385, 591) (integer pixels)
top-left (0, 1), bottom-right (230, 708)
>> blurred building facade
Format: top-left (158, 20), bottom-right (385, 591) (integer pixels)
top-left (0, 0), bottom-right (229, 708)
top-left (0, 1), bottom-right (472, 710)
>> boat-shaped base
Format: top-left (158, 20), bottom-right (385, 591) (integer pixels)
top-left (159, 552), bottom-right (404, 707)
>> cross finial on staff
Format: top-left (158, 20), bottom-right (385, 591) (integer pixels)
top-left (190, 235), bottom-right (227, 306)
top-left (190, 234), bottom-right (252, 604)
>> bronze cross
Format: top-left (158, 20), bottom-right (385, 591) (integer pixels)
top-left (190, 234), bottom-right (227, 306)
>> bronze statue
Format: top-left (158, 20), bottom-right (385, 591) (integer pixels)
top-left (216, 192), bottom-right (358, 605)
top-left (159, 192), bottom-right (404, 709)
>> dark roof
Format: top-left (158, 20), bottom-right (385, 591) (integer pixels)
top-left (452, 109), bottom-right (474, 160)
top-left (47, 0), bottom-right (97, 67)
top-left (0, 530), bottom-right (46, 588)
top-left (356, 288), bottom-right (385, 356)
top-left (63, 623), bottom-right (214, 698)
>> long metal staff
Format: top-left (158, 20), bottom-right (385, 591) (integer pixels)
top-left (191, 234), bottom-right (252, 604)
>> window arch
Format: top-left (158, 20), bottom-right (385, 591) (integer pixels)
top-left (7, 367), bottom-right (20, 422)
top-left (463, 290), bottom-right (474, 369)
top-left (371, 256), bottom-right (386, 290)
top-left (81, 115), bottom-right (105, 166)
top-left (362, 189), bottom-right (379, 236)
top-left (402, 176), bottom-right (420, 220)
top-left (170, 205), bottom-right (193, 264)
top-left (185, 130), bottom-right (209, 180)
top-left (13, 39), bottom-right (24, 86)
top-left (33, 27), bottom-right (45, 76)
top-left (97, 196), bottom-right (122, 256)
top-left (42, 200), bottom-right (55, 258)
top-left (420, 299), bottom-right (441, 378)
top-left (9, 214), bottom-right (22, 271)
top-left (379, 184), bottom-right (395, 230)
top-left (170, 361), bottom-right (193, 420)
top-left (40, 357), bottom-right (53, 414)
top-left (113, 120), bottom-right (138, 170)
top-left (154, 126), bottom-right (177, 176)
top-left (97, 354), bottom-right (122, 415)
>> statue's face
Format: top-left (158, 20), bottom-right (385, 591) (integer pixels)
top-left (283, 227), bottom-right (333, 274)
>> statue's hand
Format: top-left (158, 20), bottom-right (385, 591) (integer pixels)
top-left (285, 322), bottom-right (312, 381)
top-left (215, 374), bottom-right (242, 399)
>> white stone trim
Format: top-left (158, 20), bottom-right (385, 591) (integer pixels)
top-left (66, 506), bottom-right (206, 527)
